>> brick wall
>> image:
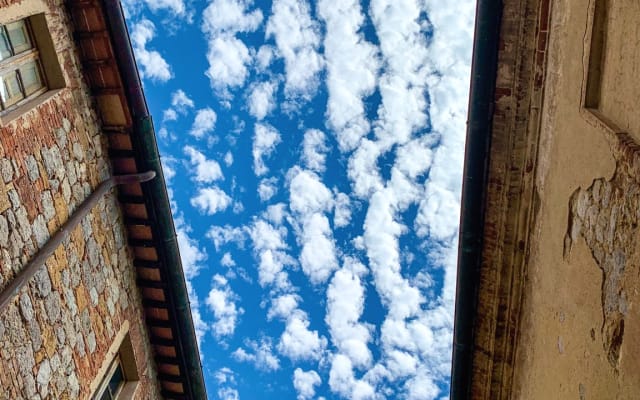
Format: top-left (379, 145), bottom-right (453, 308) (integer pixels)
top-left (0, 2), bottom-right (160, 399)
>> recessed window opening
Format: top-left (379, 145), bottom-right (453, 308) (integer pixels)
top-left (0, 18), bottom-right (46, 111)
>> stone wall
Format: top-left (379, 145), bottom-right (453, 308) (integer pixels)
top-left (565, 132), bottom-right (640, 369)
top-left (0, 1), bottom-right (160, 399)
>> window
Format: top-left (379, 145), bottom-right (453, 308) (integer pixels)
top-left (96, 356), bottom-right (127, 400)
top-left (90, 324), bottom-right (140, 400)
top-left (0, 13), bottom-right (64, 123)
top-left (0, 18), bottom-right (46, 111)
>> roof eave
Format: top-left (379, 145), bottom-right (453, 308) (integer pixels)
top-left (450, 0), bottom-right (503, 398)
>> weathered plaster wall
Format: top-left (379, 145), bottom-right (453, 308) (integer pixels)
top-left (513, 0), bottom-right (640, 398)
top-left (0, 1), bottom-right (160, 399)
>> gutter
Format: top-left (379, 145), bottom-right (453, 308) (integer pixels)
top-left (0, 171), bottom-right (155, 314)
top-left (102, 1), bottom-right (208, 398)
top-left (450, 0), bottom-right (503, 398)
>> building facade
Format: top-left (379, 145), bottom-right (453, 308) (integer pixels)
top-left (453, 0), bottom-right (639, 398)
top-left (0, 0), bottom-right (205, 399)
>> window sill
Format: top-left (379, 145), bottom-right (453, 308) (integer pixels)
top-left (0, 88), bottom-right (63, 126)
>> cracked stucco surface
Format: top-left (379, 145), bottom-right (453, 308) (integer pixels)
top-left (513, 0), bottom-right (640, 398)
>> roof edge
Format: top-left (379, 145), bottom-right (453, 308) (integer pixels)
top-left (100, 1), bottom-right (207, 398)
top-left (450, 0), bottom-right (503, 398)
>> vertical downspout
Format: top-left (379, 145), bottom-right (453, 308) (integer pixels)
top-left (450, 0), bottom-right (503, 398)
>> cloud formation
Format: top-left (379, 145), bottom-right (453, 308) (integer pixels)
top-left (191, 187), bottom-right (232, 215)
top-left (130, 19), bottom-right (173, 82)
top-left (190, 108), bottom-right (218, 138)
top-left (202, 0), bottom-right (263, 91)
top-left (248, 81), bottom-right (278, 120)
top-left (266, 0), bottom-right (324, 99)
top-left (184, 146), bottom-right (224, 183)
top-left (293, 369), bottom-right (321, 400)
top-left (253, 123), bottom-right (281, 176)
top-left (206, 274), bottom-right (243, 337)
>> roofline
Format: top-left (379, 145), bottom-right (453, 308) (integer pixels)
top-left (450, 0), bottom-right (503, 398)
top-left (101, 1), bottom-right (207, 398)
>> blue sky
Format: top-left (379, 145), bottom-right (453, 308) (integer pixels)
top-left (121, 0), bottom-right (475, 398)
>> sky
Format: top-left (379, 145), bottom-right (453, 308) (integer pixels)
top-left (121, 0), bottom-right (476, 398)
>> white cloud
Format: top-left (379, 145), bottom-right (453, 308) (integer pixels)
top-left (347, 138), bottom-right (384, 199)
top-left (173, 89), bottom-right (195, 108)
top-left (175, 217), bottom-right (208, 347)
top-left (164, 89), bottom-right (195, 121)
top-left (258, 177), bottom-right (278, 202)
top-left (248, 81), bottom-right (278, 120)
top-left (218, 388), bottom-right (239, 400)
top-left (232, 338), bottom-right (280, 371)
top-left (288, 167), bottom-right (333, 215)
top-left (256, 45), bottom-right (275, 71)
top-left (207, 225), bottom-right (246, 251)
top-left (161, 161), bottom-right (209, 348)
top-left (266, 0), bottom-right (323, 99)
top-left (190, 108), bottom-right (217, 138)
top-left (224, 151), bottom-right (234, 166)
top-left (214, 368), bottom-right (240, 400)
top-left (205, 37), bottom-right (253, 92)
top-left (333, 191), bottom-right (351, 228)
top-left (268, 293), bottom-right (300, 320)
top-left (298, 213), bottom-right (338, 284)
top-left (163, 108), bottom-right (178, 122)
top-left (253, 123), bottom-right (281, 176)
top-left (302, 129), bottom-right (328, 172)
top-left (130, 19), bottom-right (173, 82)
top-left (395, 136), bottom-right (435, 179)
top-left (404, 370), bottom-right (440, 400)
top-left (288, 168), bottom-right (338, 284)
top-left (220, 252), bottom-right (236, 268)
top-left (202, 0), bottom-right (263, 91)
top-left (317, 0), bottom-right (378, 151)
top-left (191, 187), bottom-right (232, 215)
top-left (364, 189), bottom-right (422, 320)
top-left (206, 274), bottom-right (243, 337)
top-left (202, 0), bottom-right (264, 33)
top-left (247, 219), bottom-right (295, 288)
top-left (278, 312), bottom-right (327, 361)
top-left (265, 203), bottom-right (288, 225)
top-left (184, 146), bottom-right (224, 183)
top-left (326, 259), bottom-right (372, 368)
top-left (386, 350), bottom-right (418, 378)
top-left (122, 0), bottom-right (191, 19)
top-left (293, 369), bottom-right (321, 400)
top-left (329, 355), bottom-right (376, 400)
top-left (370, 0), bottom-right (431, 146)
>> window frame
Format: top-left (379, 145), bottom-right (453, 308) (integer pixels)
top-left (89, 322), bottom-right (140, 400)
top-left (0, 11), bottom-right (65, 125)
top-left (95, 355), bottom-right (127, 400)
top-left (0, 17), bottom-right (47, 112)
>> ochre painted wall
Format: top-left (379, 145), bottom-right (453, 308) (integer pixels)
top-left (513, 0), bottom-right (640, 398)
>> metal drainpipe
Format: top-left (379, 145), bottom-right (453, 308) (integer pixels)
top-left (450, 0), bottom-right (503, 398)
top-left (0, 171), bottom-right (156, 314)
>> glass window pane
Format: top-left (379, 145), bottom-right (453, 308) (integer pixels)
top-left (107, 363), bottom-right (124, 396)
top-left (0, 28), bottom-right (12, 60)
top-left (19, 60), bottom-right (43, 95)
top-left (6, 20), bottom-right (32, 54)
top-left (99, 389), bottom-right (112, 400)
top-left (1, 70), bottom-right (24, 107)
